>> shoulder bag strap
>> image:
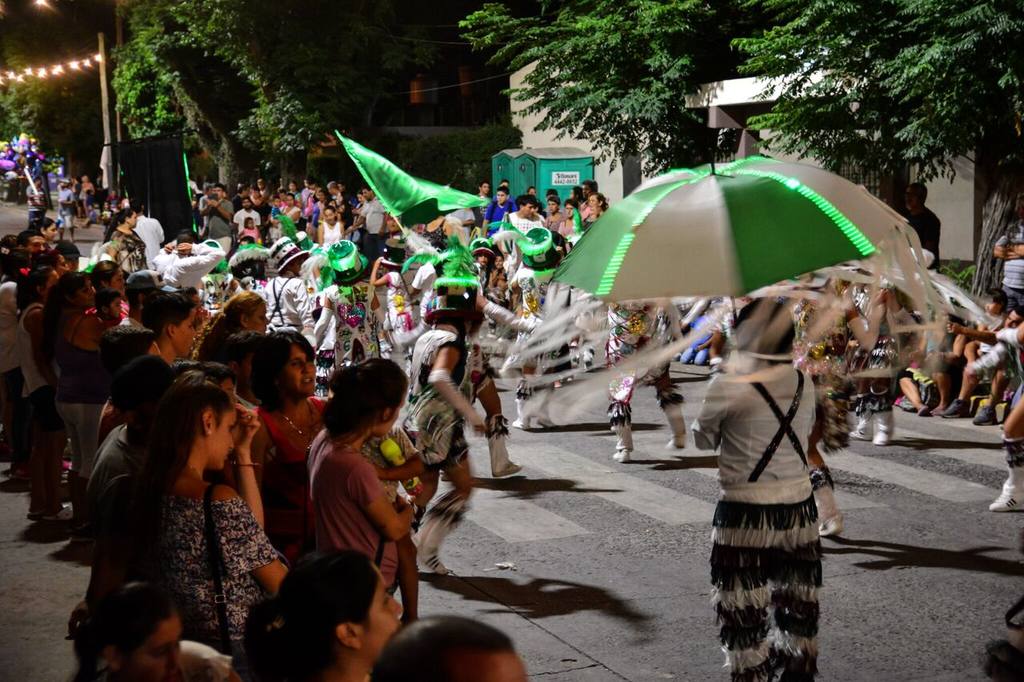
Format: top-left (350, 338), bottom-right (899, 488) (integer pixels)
top-left (203, 484), bottom-right (233, 654)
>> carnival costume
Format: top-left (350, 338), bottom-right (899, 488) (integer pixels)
top-left (263, 237), bottom-right (314, 339)
top-left (605, 302), bottom-right (687, 463)
top-left (793, 296), bottom-right (850, 537)
top-left (846, 286), bottom-right (914, 446)
top-left (493, 227), bottom-right (564, 429)
top-left (201, 246), bottom-right (236, 311)
top-left (403, 236), bottom-right (492, 573)
top-left (311, 241), bottom-right (382, 395)
top-left (379, 237), bottom-right (415, 359)
top-left (229, 243), bottom-right (270, 295)
top-left (693, 343), bottom-right (822, 681)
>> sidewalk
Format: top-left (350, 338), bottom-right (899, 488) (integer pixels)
top-left (0, 200), bottom-right (104, 250)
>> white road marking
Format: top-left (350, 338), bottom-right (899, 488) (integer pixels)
top-left (826, 451), bottom-right (997, 502)
top-left (489, 441), bottom-right (718, 526)
top-left (469, 488), bottom-right (590, 542)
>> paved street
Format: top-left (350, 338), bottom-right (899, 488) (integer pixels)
top-left (1, 202), bottom-right (1020, 680)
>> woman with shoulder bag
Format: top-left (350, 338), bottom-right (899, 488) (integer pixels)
top-left (129, 371), bottom-right (286, 680)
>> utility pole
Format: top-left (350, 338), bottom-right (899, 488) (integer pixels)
top-left (97, 32), bottom-right (113, 191)
top-left (114, 3), bottom-right (123, 144)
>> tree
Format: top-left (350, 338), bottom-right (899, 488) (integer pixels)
top-left (115, 0), bottom-right (436, 183)
top-left (461, 0), bottom-right (766, 174)
top-left (736, 0), bottom-right (1024, 292)
top-left (0, 0), bottom-right (112, 176)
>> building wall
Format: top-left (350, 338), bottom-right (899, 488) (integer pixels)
top-left (917, 158), bottom-right (977, 263)
top-left (510, 64), bottom-right (630, 203)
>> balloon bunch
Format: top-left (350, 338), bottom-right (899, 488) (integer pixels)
top-left (0, 132), bottom-right (61, 178)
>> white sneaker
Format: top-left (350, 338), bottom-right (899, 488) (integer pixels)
top-left (511, 417), bottom-right (532, 430)
top-left (666, 435), bottom-right (687, 449)
top-left (613, 449), bottom-right (632, 463)
top-left (989, 484), bottom-right (1024, 512)
top-left (872, 431), bottom-right (890, 446)
top-left (849, 428), bottom-right (871, 441)
top-left (819, 512), bottom-right (844, 537)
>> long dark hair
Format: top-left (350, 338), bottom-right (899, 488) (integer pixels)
top-left (129, 371), bottom-right (234, 569)
top-left (323, 359), bottom-right (407, 438)
top-left (245, 551), bottom-right (380, 682)
top-left (251, 330), bottom-right (314, 412)
top-left (15, 264), bottom-right (54, 314)
top-left (41, 271), bottom-right (89, 362)
top-left (74, 582), bottom-right (177, 682)
top-left (89, 260), bottom-right (123, 291)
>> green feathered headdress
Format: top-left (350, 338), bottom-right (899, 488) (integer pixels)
top-left (418, 235), bottom-right (482, 323)
top-left (276, 214), bottom-right (299, 242)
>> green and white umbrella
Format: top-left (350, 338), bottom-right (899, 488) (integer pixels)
top-left (553, 156), bottom-right (897, 300)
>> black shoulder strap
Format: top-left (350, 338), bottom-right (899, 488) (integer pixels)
top-left (748, 371), bottom-right (807, 482)
top-left (270, 279), bottom-right (286, 324)
top-left (203, 485), bottom-right (233, 653)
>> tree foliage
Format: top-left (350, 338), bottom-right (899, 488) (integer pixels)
top-left (737, 0), bottom-right (1024, 291)
top-left (0, 0), bottom-right (111, 175)
top-left (461, 0), bottom-right (764, 174)
top-left (737, 0), bottom-right (1024, 182)
top-left (115, 0), bottom-right (436, 181)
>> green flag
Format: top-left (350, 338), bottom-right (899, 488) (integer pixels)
top-left (335, 131), bottom-right (488, 226)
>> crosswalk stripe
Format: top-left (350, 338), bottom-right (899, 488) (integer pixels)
top-left (499, 441), bottom-right (718, 526)
top-left (826, 451), bottom-right (997, 502)
top-left (896, 427), bottom-right (1006, 471)
top-left (468, 488), bottom-right (590, 542)
top-left (683, 466), bottom-right (885, 511)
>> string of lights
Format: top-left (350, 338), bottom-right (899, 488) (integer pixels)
top-left (0, 51), bottom-right (103, 87)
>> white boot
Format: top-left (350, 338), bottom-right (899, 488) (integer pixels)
top-left (512, 382), bottom-right (533, 430)
top-left (872, 410), bottom-right (893, 446)
top-left (811, 468), bottom-right (843, 537)
top-left (662, 403), bottom-right (687, 449)
top-left (487, 416), bottom-right (522, 478)
top-left (416, 489), bottom-right (467, 574)
top-left (849, 394), bottom-right (871, 441)
top-left (613, 422), bottom-right (633, 462)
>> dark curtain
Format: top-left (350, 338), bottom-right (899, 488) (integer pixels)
top-left (116, 136), bottom-right (192, 243)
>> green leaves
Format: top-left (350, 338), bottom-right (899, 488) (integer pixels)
top-left (462, 0), bottom-right (762, 174)
top-left (739, 0), bottom-right (1024, 181)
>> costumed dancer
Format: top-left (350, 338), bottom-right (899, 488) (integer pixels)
top-left (404, 236), bottom-right (491, 574)
top-left (312, 241), bottom-right (383, 390)
top-left (466, 237), bottom-right (522, 478)
top-left (229, 243), bottom-right (270, 294)
top-left (693, 299), bottom-right (822, 682)
top-left (493, 227), bottom-right (564, 429)
top-left (201, 252), bottom-right (237, 312)
top-left (405, 237), bottom-right (523, 482)
top-left (369, 237), bottom-right (415, 360)
top-left (605, 301), bottom-right (687, 463)
top-left (793, 289), bottom-right (850, 537)
top-left (846, 285), bottom-right (913, 446)
top-left (967, 320), bottom-right (1024, 512)
top-left (263, 237), bottom-right (314, 341)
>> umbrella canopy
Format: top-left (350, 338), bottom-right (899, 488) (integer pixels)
top-left (554, 156), bottom-right (887, 299)
top-left (335, 131), bottom-right (487, 226)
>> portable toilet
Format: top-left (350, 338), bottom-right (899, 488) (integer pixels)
top-left (519, 148), bottom-right (593, 202)
top-left (491, 149), bottom-right (523, 194)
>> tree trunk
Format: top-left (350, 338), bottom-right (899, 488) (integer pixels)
top-left (279, 150), bottom-right (308, 186)
top-left (972, 163), bottom-right (1024, 295)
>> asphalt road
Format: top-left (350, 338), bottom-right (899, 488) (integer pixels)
top-left (0, 201), bottom-right (1019, 680)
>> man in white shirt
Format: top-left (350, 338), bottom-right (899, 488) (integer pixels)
top-left (129, 201), bottom-right (166, 270)
top-left (356, 187), bottom-right (386, 262)
top-left (232, 197), bottom-right (261, 236)
top-left (502, 194), bottom-right (545, 276)
top-left (153, 233), bottom-right (226, 290)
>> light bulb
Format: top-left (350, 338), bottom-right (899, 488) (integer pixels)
top-left (94, 53), bottom-right (102, 63)
top-left (69, 61), bottom-right (79, 70)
